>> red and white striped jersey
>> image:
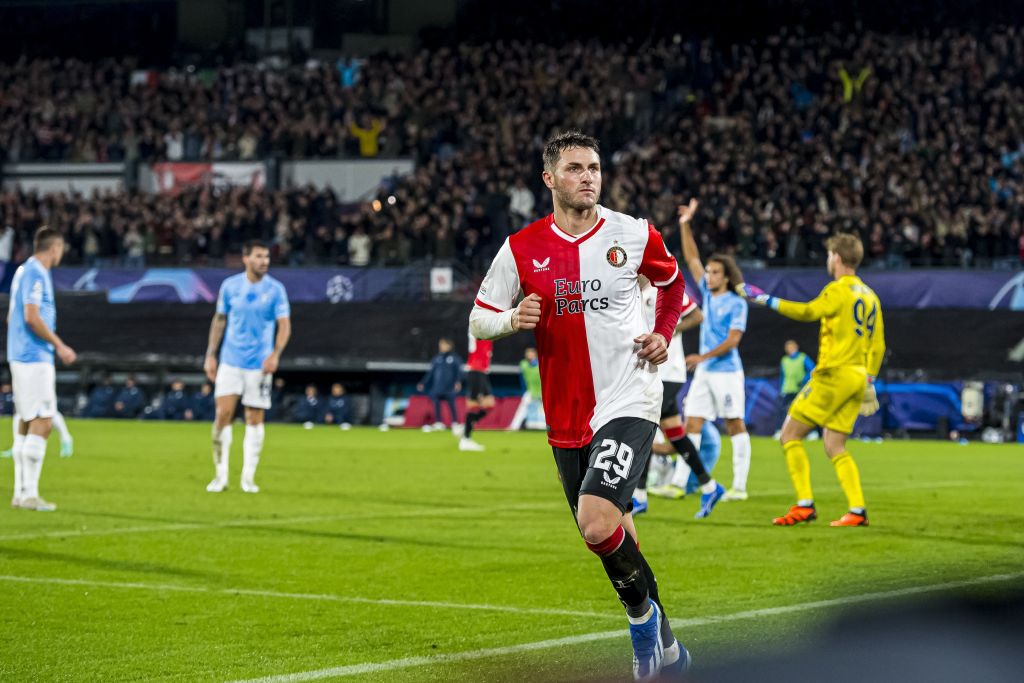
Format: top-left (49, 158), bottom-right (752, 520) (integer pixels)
top-left (642, 285), bottom-right (698, 384)
top-left (474, 206), bottom-right (681, 448)
top-left (466, 333), bottom-right (493, 373)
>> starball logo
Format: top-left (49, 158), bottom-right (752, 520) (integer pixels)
top-left (553, 278), bottom-right (610, 315)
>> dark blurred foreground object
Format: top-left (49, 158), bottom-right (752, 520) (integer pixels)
top-left (693, 585), bottom-right (1024, 683)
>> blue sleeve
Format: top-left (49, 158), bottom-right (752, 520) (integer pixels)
top-left (455, 355), bottom-right (466, 383)
top-left (22, 268), bottom-right (45, 307)
top-left (216, 281), bottom-right (231, 315)
top-left (804, 355), bottom-right (815, 374)
top-left (274, 283), bottom-right (290, 319)
top-left (729, 297), bottom-right (748, 331)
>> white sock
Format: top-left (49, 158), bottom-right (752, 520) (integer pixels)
top-left (11, 433), bottom-right (25, 500)
top-left (22, 434), bottom-right (47, 499)
top-left (11, 415), bottom-right (20, 443)
top-left (52, 412), bottom-right (71, 441)
top-left (700, 479), bottom-right (718, 494)
top-left (731, 432), bottom-right (751, 491)
top-left (213, 425), bottom-right (232, 481)
top-left (242, 423), bottom-right (265, 481)
top-left (633, 488), bottom-right (647, 504)
top-left (669, 432), bottom-right (701, 488)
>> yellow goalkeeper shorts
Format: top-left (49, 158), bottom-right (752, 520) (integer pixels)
top-left (788, 366), bottom-right (868, 435)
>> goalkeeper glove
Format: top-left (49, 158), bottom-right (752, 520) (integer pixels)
top-left (859, 377), bottom-right (880, 416)
top-left (735, 283), bottom-right (778, 309)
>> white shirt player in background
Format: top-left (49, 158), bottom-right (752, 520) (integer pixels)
top-left (678, 199), bottom-right (754, 502)
top-left (6, 227), bottom-right (77, 511)
top-left (203, 240), bottom-right (291, 494)
top-left (636, 278), bottom-right (726, 519)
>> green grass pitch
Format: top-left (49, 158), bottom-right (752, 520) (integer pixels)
top-left (0, 419), bottom-right (1021, 681)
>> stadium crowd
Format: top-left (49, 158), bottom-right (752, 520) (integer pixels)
top-left (3, 25), bottom-right (1024, 270)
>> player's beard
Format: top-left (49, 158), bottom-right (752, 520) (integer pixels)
top-left (553, 183), bottom-right (598, 213)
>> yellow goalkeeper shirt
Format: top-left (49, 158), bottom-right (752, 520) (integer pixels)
top-left (774, 275), bottom-right (885, 376)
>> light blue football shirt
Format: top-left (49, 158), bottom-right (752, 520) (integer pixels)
top-left (217, 273), bottom-right (290, 370)
top-left (698, 275), bottom-right (747, 373)
top-left (7, 257), bottom-right (56, 364)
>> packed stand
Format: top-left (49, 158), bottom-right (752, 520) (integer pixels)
top-left (2, 26), bottom-right (1024, 270)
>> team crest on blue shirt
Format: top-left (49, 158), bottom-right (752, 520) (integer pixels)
top-left (606, 245), bottom-right (627, 268)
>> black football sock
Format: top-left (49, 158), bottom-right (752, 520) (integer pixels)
top-left (671, 436), bottom-right (711, 485)
top-left (586, 526), bottom-right (650, 618)
top-left (639, 552), bottom-right (676, 647)
top-left (465, 410), bottom-right (485, 438)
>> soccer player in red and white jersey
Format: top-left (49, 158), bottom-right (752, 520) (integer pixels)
top-left (470, 131), bottom-right (690, 680)
top-left (458, 333), bottom-right (494, 451)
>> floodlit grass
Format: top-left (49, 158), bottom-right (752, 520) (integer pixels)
top-left (0, 420), bottom-right (1021, 681)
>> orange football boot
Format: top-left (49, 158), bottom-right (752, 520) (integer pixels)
top-left (830, 511), bottom-right (869, 527)
top-left (772, 505), bottom-right (817, 526)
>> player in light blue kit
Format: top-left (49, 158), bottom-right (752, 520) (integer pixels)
top-left (7, 228), bottom-right (77, 511)
top-left (203, 241), bottom-right (291, 493)
top-left (677, 200), bottom-right (754, 501)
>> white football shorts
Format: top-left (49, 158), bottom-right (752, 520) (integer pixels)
top-left (215, 363), bottom-right (272, 409)
top-left (683, 366), bottom-right (746, 421)
top-left (10, 361), bottom-right (57, 421)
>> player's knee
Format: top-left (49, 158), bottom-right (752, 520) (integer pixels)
top-left (577, 514), bottom-right (619, 547)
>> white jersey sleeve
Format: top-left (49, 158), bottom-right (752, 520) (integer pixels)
top-left (474, 238), bottom-right (521, 312)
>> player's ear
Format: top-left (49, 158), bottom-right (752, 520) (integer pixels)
top-left (541, 169), bottom-right (555, 190)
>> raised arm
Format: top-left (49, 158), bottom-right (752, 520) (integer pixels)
top-left (677, 199), bottom-right (705, 283)
top-left (740, 283), bottom-right (842, 322)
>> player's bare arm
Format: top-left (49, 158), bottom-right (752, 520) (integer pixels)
top-left (24, 302), bottom-right (76, 365)
top-left (635, 332), bottom-right (669, 365)
top-left (677, 307), bottom-right (703, 333)
top-left (686, 329), bottom-right (743, 370)
top-left (262, 317), bottom-right (291, 374)
top-left (678, 199), bottom-right (704, 282)
top-left (204, 312), bottom-right (227, 382)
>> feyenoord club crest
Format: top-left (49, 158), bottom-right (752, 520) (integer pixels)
top-left (606, 245), bottom-right (627, 267)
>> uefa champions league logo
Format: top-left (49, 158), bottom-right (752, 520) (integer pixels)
top-left (989, 272), bottom-right (1024, 311)
top-left (326, 275), bottom-right (355, 303)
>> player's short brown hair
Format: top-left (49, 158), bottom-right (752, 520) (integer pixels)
top-left (33, 227), bottom-right (63, 253)
top-left (243, 239), bottom-right (268, 256)
top-left (826, 233), bottom-right (864, 269)
top-left (543, 130), bottom-right (600, 173)
top-left (708, 253), bottom-right (744, 292)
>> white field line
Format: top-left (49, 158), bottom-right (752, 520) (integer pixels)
top-left (0, 573), bottom-right (617, 621)
top-left (0, 480), bottom-right (969, 544)
top-left (228, 571), bottom-right (1024, 683)
top-left (0, 501), bottom-right (560, 543)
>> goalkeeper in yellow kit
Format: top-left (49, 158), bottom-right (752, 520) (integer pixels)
top-left (739, 234), bottom-right (885, 527)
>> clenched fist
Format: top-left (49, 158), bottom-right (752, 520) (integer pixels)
top-left (513, 293), bottom-right (542, 331)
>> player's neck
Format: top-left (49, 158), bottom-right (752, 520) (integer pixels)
top-left (33, 252), bottom-right (54, 270)
top-left (552, 203), bottom-right (600, 236)
top-left (245, 270), bottom-right (264, 283)
top-left (832, 265), bottom-right (856, 280)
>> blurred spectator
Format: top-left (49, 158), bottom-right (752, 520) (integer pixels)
top-left (266, 377), bottom-right (288, 422)
top-left (418, 338), bottom-right (463, 429)
top-left (0, 382), bottom-right (13, 416)
top-left (323, 383), bottom-right (352, 428)
top-left (192, 382), bottom-right (215, 422)
top-left (292, 384), bottom-right (324, 424)
top-left (112, 376), bottom-right (146, 419)
top-left (84, 376), bottom-right (116, 418)
top-left (160, 380), bottom-right (193, 421)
